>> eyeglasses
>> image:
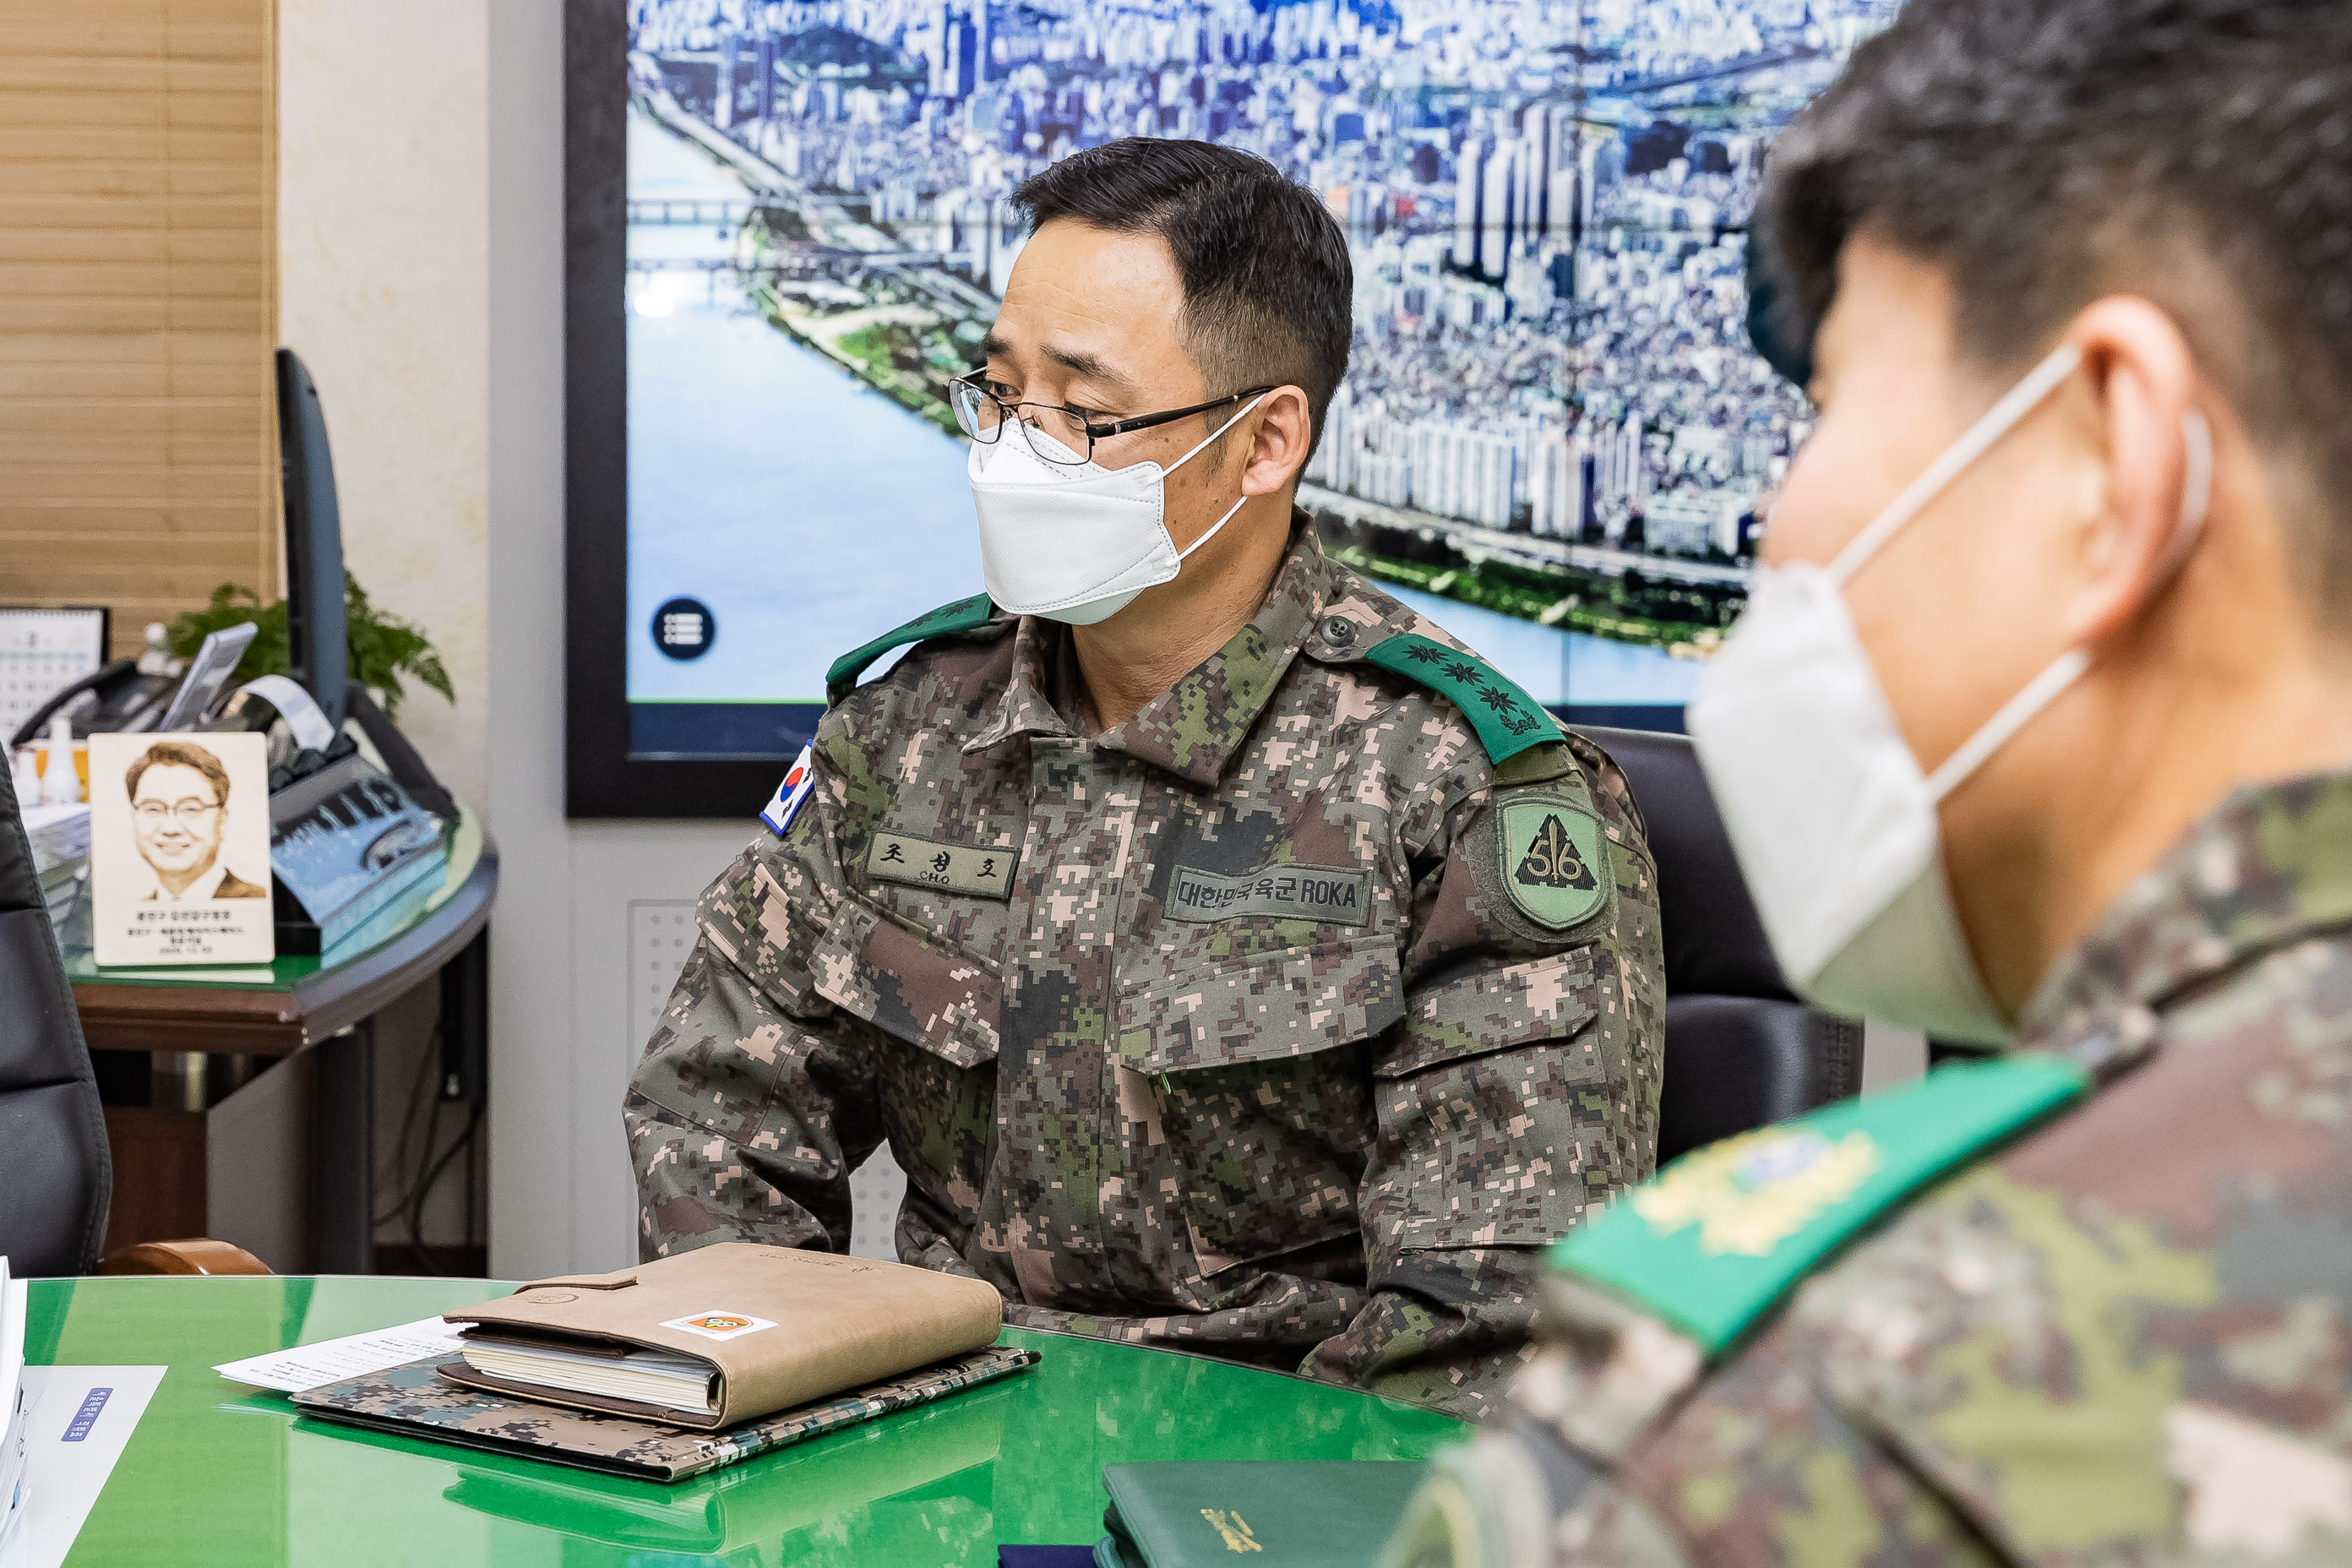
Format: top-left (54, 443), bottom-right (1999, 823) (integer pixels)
top-left (133, 799), bottom-right (221, 825)
top-left (948, 372), bottom-right (1275, 467)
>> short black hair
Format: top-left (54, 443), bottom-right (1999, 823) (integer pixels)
top-left (1012, 139), bottom-right (1353, 453)
top-left (1756, 0), bottom-right (2352, 607)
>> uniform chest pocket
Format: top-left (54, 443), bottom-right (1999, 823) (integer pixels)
top-left (805, 898), bottom-right (999, 1250)
top-left (1115, 934), bottom-right (1404, 1278)
top-left (808, 896), bottom-right (1001, 1068)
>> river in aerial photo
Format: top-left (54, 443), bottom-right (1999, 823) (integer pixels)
top-left (626, 107), bottom-right (980, 708)
top-left (623, 106), bottom-right (1700, 717)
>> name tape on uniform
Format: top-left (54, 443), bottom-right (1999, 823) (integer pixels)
top-left (1166, 863), bottom-right (1369, 925)
top-left (865, 830), bottom-right (1018, 900)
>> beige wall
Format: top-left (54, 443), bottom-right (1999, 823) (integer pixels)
top-left (277, 0), bottom-right (489, 811)
top-left (280, 0), bottom-right (491, 1255)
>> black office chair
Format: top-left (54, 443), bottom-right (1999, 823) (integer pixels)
top-left (1576, 727), bottom-right (1861, 1163)
top-left (0, 748), bottom-right (112, 1276)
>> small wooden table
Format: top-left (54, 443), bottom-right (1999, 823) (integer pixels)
top-left (62, 811), bottom-right (498, 1272)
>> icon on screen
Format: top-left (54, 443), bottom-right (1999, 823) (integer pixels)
top-left (652, 596), bottom-right (716, 661)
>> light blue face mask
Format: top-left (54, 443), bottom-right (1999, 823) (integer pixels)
top-left (1687, 344), bottom-right (2212, 1044)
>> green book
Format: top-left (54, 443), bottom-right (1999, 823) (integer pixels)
top-left (1094, 1462), bottom-right (1428, 1568)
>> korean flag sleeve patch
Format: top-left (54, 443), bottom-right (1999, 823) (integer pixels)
top-left (760, 743), bottom-right (817, 838)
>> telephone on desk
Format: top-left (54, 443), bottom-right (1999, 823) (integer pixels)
top-left (8, 658), bottom-right (177, 747)
top-left (17, 623), bottom-right (458, 956)
top-left (11, 622), bottom-right (351, 795)
top-left (10, 618), bottom-right (260, 758)
top-left (19, 347), bottom-right (460, 953)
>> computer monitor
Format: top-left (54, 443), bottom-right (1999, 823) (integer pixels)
top-left (275, 348), bottom-right (348, 732)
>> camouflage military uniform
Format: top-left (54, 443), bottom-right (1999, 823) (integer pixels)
top-left (1398, 772), bottom-right (2352, 1562)
top-left (626, 518), bottom-right (1665, 1420)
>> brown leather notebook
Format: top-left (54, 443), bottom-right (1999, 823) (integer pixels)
top-left (434, 1243), bottom-right (1004, 1430)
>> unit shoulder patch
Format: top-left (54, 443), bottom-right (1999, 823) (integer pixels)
top-left (824, 593), bottom-right (999, 705)
top-left (1549, 1054), bottom-right (2093, 1356)
top-left (1361, 632), bottom-right (1559, 765)
top-left (1496, 794), bottom-right (1609, 932)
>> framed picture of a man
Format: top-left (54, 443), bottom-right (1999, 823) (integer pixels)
top-left (90, 732), bottom-right (275, 966)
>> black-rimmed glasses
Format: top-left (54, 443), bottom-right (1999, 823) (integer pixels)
top-left (948, 372), bottom-right (1275, 466)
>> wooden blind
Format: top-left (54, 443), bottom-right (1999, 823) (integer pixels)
top-left (0, 0), bottom-right (278, 660)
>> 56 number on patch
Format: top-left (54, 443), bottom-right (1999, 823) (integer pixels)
top-left (1497, 796), bottom-right (1610, 931)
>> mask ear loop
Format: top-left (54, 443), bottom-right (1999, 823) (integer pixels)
top-left (1168, 393), bottom-right (1270, 562)
top-left (1827, 344), bottom-right (2085, 588)
top-left (2155, 411), bottom-right (2213, 585)
top-left (1178, 493), bottom-right (1250, 561)
top-left (1924, 409), bottom-right (2215, 803)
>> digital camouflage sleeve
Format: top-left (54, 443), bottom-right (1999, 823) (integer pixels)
top-left (1388, 771), bottom-right (2352, 1562)
top-left (627, 523), bottom-right (1666, 1419)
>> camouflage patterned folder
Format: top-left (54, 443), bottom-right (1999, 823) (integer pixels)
top-left (291, 1343), bottom-right (1040, 1482)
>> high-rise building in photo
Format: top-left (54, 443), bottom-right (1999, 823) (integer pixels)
top-left (1452, 134), bottom-right (1487, 277)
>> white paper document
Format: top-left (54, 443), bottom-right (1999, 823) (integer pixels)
top-left (212, 1315), bottom-right (468, 1395)
top-left (8, 1365), bottom-right (164, 1568)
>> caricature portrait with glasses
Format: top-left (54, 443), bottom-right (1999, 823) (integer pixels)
top-left (125, 739), bottom-right (266, 901)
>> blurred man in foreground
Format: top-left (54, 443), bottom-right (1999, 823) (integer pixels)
top-left (1390, 0), bottom-right (2352, 1558)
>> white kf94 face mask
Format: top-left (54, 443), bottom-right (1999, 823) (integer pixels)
top-left (1687, 344), bottom-right (2213, 1045)
top-left (967, 394), bottom-right (1267, 625)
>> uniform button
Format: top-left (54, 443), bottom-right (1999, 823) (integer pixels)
top-left (1320, 616), bottom-right (1357, 647)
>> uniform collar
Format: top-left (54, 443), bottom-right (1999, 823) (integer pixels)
top-left (966, 513), bottom-right (1335, 787)
top-left (963, 615), bottom-right (1075, 754)
top-left (2018, 770), bottom-right (2352, 1071)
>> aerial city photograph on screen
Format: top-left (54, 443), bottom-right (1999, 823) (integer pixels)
top-left (623, 0), bottom-right (1902, 757)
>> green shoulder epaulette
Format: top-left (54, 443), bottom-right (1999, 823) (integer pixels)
top-left (824, 593), bottom-right (997, 706)
top-left (1552, 1054), bottom-right (2091, 1356)
top-left (1361, 632), bottom-right (1560, 765)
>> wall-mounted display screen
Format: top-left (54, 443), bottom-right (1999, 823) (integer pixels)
top-left (571, 0), bottom-right (1899, 813)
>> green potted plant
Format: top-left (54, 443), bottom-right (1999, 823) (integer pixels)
top-left (166, 572), bottom-right (454, 720)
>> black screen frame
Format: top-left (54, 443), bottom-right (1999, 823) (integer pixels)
top-left (565, 0), bottom-right (796, 819)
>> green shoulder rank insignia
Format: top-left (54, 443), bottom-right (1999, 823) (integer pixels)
top-left (1498, 793), bottom-right (1609, 930)
top-left (1362, 632), bottom-right (1559, 765)
top-left (825, 593), bottom-right (996, 705)
top-left (1550, 1054), bottom-right (2093, 1356)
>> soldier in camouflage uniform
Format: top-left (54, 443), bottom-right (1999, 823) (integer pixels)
top-left (627, 139), bottom-right (1666, 1420)
top-left (1397, 783), bottom-right (2352, 1564)
top-left (1388, 0), bottom-right (2352, 1560)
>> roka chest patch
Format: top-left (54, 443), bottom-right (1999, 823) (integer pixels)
top-left (1164, 862), bottom-right (1370, 925)
top-left (864, 830), bottom-right (1017, 901)
top-left (1497, 795), bottom-right (1609, 930)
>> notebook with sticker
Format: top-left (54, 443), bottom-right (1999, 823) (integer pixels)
top-left (433, 1242), bottom-right (1007, 1429)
